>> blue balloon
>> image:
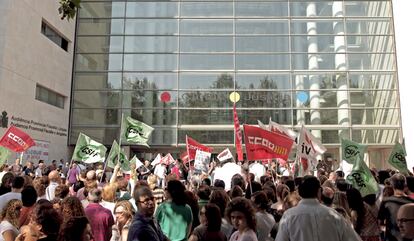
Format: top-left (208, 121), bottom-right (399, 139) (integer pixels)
top-left (297, 91), bottom-right (309, 103)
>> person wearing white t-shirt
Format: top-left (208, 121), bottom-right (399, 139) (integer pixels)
top-left (0, 199), bottom-right (22, 241)
top-left (154, 163), bottom-right (167, 188)
top-left (0, 176), bottom-right (24, 212)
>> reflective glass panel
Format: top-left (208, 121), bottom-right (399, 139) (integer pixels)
top-left (290, 2), bottom-right (334, 17)
top-left (180, 73), bottom-right (234, 89)
top-left (149, 129), bottom-right (177, 145)
top-left (180, 54), bottom-right (233, 70)
top-left (349, 73), bottom-right (396, 90)
top-left (236, 2), bottom-right (288, 17)
top-left (292, 53), bottom-right (338, 70)
top-left (348, 53), bottom-right (395, 70)
top-left (124, 109), bottom-right (177, 126)
top-left (179, 91), bottom-right (232, 108)
top-left (72, 109), bottom-right (119, 125)
top-left (77, 19), bottom-right (124, 35)
top-left (180, 20), bottom-right (233, 34)
top-left (347, 35), bottom-right (394, 53)
top-left (345, 1), bottom-right (391, 17)
top-left (73, 91), bottom-right (121, 108)
top-left (236, 54), bottom-right (290, 70)
top-left (239, 109), bottom-right (292, 125)
top-left (70, 128), bottom-right (119, 145)
top-left (236, 20), bottom-right (288, 34)
top-left (126, 2), bottom-right (178, 17)
top-left (75, 54), bottom-right (123, 71)
top-left (74, 73), bottom-right (122, 90)
top-left (123, 73), bottom-right (178, 90)
top-left (349, 90), bottom-right (398, 108)
top-left (291, 36), bottom-right (335, 53)
top-left (124, 36), bottom-right (178, 53)
top-left (178, 130), bottom-right (234, 145)
top-left (238, 91), bottom-right (291, 108)
top-left (181, 2), bottom-right (233, 17)
top-left (352, 129), bottom-right (400, 144)
top-left (79, 2), bottom-right (125, 18)
top-left (122, 91), bottom-right (177, 109)
top-left (125, 19), bottom-right (178, 35)
top-left (236, 74), bottom-right (291, 90)
top-left (179, 109), bottom-right (232, 125)
top-left (124, 54), bottom-right (177, 71)
top-left (346, 20), bottom-right (391, 35)
top-left (290, 20), bottom-right (336, 35)
top-left (351, 108), bottom-right (399, 125)
top-left (181, 37), bottom-right (233, 52)
top-left (236, 36), bottom-right (289, 52)
top-left (76, 36), bottom-right (124, 53)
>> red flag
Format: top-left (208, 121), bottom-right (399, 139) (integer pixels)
top-left (0, 125), bottom-right (35, 152)
top-left (243, 125), bottom-right (294, 161)
top-left (186, 136), bottom-right (213, 161)
top-left (180, 151), bottom-right (189, 163)
top-left (233, 104), bottom-right (244, 161)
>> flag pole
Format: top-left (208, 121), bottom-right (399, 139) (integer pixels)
top-left (19, 152), bottom-right (23, 165)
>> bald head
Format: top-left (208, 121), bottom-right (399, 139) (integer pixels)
top-left (86, 170), bottom-right (96, 180)
top-left (397, 203), bottom-right (414, 239)
top-left (48, 170), bottom-right (60, 182)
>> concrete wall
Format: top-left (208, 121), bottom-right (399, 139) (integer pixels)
top-left (0, 0), bottom-right (75, 163)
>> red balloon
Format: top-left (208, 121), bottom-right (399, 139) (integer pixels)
top-left (160, 92), bottom-right (171, 103)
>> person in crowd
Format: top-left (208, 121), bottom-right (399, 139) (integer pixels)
top-left (11, 159), bottom-right (22, 176)
top-left (19, 186), bottom-right (37, 227)
top-left (346, 188), bottom-right (381, 241)
top-left (321, 186), bottom-right (335, 207)
top-left (147, 174), bottom-right (165, 207)
top-left (0, 199), bottom-right (22, 241)
top-left (16, 224), bottom-right (40, 241)
top-left (154, 163), bottom-right (167, 188)
top-left (58, 216), bottom-right (93, 241)
top-left (230, 185), bottom-right (244, 199)
top-left (0, 176), bottom-right (24, 211)
top-left (45, 170), bottom-right (60, 201)
top-left (23, 162), bottom-right (35, 178)
top-left (189, 203), bottom-right (227, 241)
top-left (185, 190), bottom-right (200, 232)
top-left (397, 203), bottom-right (414, 240)
top-left (378, 173), bottom-right (414, 241)
top-left (32, 176), bottom-right (48, 200)
top-left (85, 188), bottom-right (115, 241)
top-left (406, 176), bottom-right (414, 199)
top-left (34, 160), bottom-right (45, 178)
top-left (156, 179), bottom-right (193, 241)
top-left (29, 201), bottom-right (62, 241)
top-left (213, 179), bottom-right (225, 190)
top-left (209, 189), bottom-right (233, 239)
top-left (111, 200), bottom-right (135, 241)
top-left (270, 184), bottom-right (289, 220)
top-left (0, 173), bottom-right (14, 196)
top-left (252, 191), bottom-right (276, 241)
top-left (127, 185), bottom-right (168, 241)
top-left (66, 162), bottom-right (80, 186)
top-left (77, 170), bottom-right (98, 201)
top-left (60, 196), bottom-right (86, 223)
top-left (225, 197), bottom-right (258, 241)
top-left (197, 185), bottom-right (211, 209)
top-left (275, 175), bottom-right (361, 241)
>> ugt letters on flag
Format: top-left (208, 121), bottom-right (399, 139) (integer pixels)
top-left (243, 125), bottom-right (294, 161)
top-left (0, 126), bottom-right (35, 152)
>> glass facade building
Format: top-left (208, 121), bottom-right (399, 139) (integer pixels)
top-left (70, 0), bottom-right (401, 166)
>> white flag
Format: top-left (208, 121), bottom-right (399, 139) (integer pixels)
top-left (269, 119), bottom-right (296, 140)
top-left (131, 155), bottom-right (143, 168)
top-left (151, 153), bottom-right (162, 166)
top-left (257, 120), bottom-right (270, 131)
top-left (217, 148), bottom-right (234, 162)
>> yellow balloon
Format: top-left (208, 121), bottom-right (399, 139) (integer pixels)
top-left (229, 92), bottom-right (240, 103)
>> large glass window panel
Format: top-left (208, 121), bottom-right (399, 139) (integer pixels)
top-left (181, 3), bottom-right (232, 17)
top-left (238, 91), bottom-right (291, 108)
top-left (123, 73), bottom-right (178, 90)
top-left (126, 2), bottom-right (178, 17)
top-left (125, 19), bottom-right (178, 35)
top-left (180, 54), bottom-right (233, 70)
top-left (76, 36), bottom-right (123, 53)
top-left (292, 53), bottom-right (338, 70)
top-left (179, 109), bottom-right (232, 125)
top-left (181, 37), bottom-right (233, 52)
top-left (351, 108), bottom-right (399, 125)
top-left (346, 35), bottom-right (394, 53)
top-left (73, 91), bottom-right (121, 108)
top-left (178, 130), bottom-right (234, 145)
top-left (149, 129), bottom-right (177, 146)
top-left (72, 108), bottom-right (119, 125)
top-left (180, 20), bottom-right (233, 35)
top-left (352, 129), bottom-right (399, 144)
top-left (180, 73), bottom-right (234, 89)
top-left (236, 36), bottom-right (289, 52)
top-left (348, 53), bottom-right (395, 70)
top-left (346, 20), bottom-right (391, 35)
top-left (290, 2), bottom-right (334, 17)
top-left (74, 73), bottom-right (122, 90)
top-left (179, 91), bottom-right (231, 108)
top-left (293, 90), bottom-right (339, 108)
top-left (293, 74), bottom-right (341, 90)
top-left (349, 73), bottom-right (396, 90)
top-left (236, 54), bottom-right (290, 70)
top-left (122, 91), bottom-right (177, 109)
top-left (125, 36), bottom-right (178, 53)
top-left (291, 35), bottom-right (335, 53)
top-left (239, 109), bottom-right (292, 125)
top-left (123, 109), bottom-right (177, 126)
top-left (236, 74), bottom-right (291, 90)
top-left (293, 108), bottom-right (338, 124)
top-left (236, 20), bottom-right (288, 35)
top-left (321, 130), bottom-right (340, 144)
top-left (290, 19), bottom-right (336, 35)
top-left (75, 54), bottom-right (123, 71)
top-left (70, 128), bottom-right (119, 145)
top-left (77, 19), bottom-right (124, 35)
top-left (236, 2), bottom-right (288, 17)
top-left (345, 1), bottom-right (391, 17)
top-left (79, 2), bottom-right (125, 18)
top-left (124, 54), bottom-right (177, 71)
top-left (349, 90), bottom-right (398, 108)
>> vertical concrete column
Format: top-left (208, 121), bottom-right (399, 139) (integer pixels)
top-left (307, 2), bottom-right (321, 139)
top-left (333, 2), bottom-right (349, 137)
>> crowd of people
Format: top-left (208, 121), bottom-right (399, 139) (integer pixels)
top-left (0, 156), bottom-right (413, 241)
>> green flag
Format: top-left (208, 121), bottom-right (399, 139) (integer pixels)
top-left (71, 133), bottom-right (107, 163)
top-left (0, 146), bottom-right (11, 166)
top-left (387, 142), bottom-right (409, 174)
top-left (341, 138), bottom-right (367, 164)
top-left (346, 155), bottom-right (379, 197)
top-left (106, 140), bottom-right (130, 171)
top-left (120, 115), bottom-right (154, 147)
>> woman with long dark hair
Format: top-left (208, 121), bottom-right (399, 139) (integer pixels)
top-left (225, 197), bottom-right (258, 241)
top-left (58, 216), bottom-right (93, 241)
top-left (189, 203), bottom-right (227, 241)
top-left (155, 180), bottom-right (193, 241)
